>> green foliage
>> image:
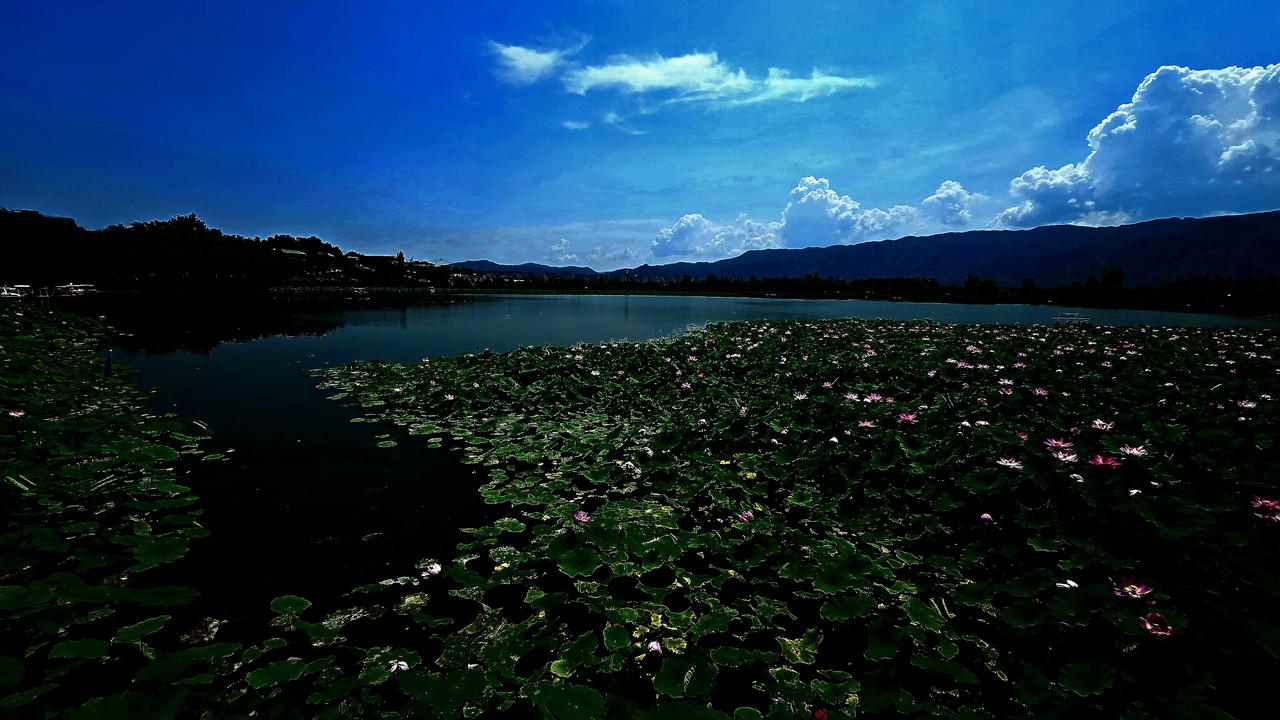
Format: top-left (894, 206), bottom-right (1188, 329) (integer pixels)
top-left (6, 305), bottom-right (1279, 718)
top-left (299, 317), bottom-right (1279, 718)
top-left (1, 305), bottom-right (218, 715)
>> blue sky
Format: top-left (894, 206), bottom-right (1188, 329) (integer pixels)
top-left (2, 1), bottom-right (1278, 268)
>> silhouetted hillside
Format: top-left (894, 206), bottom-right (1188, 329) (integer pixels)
top-left (610, 212), bottom-right (1280, 286)
top-left (452, 260), bottom-right (598, 276)
top-left (0, 209), bottom-right (454, 289)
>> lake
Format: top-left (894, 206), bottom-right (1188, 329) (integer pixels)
top-left (89, 294), bottom-right (1271, 626)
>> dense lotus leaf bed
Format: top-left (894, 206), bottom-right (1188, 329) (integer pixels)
top-left (303, 319), bottom-right (1280, 718)
top-left (4, 308), bottom-right (1279, 719)
top-left (0, 305), bottom-right (218, 715)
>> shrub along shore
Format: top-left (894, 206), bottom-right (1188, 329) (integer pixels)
top-left (3, 306), bottom-right (1278, 718)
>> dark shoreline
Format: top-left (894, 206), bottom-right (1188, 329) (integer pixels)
top-left (30, 285), bottom-right (1276, 323)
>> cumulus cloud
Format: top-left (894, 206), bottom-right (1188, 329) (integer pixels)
top-left (488, 37), bottom-right (587, 85)
top-left (779, 176), bottom-right (920, 247)
top-left (652, 178), bottom-right (979, 261)
top-left (921, 180), bottom-right (983, 225)
top-left (651, 213), bottom-right (782, 259)
top-left (996, 63), bottom-right (1280, 227)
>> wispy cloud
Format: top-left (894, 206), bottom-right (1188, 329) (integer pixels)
top-left (491, 42), bottom-right (876, 109)
top-left (487, 35), bottom-right (589, 85)
top-left (422, 218), bottom-right (664, 270)
top-left (730, 68), bottom-right (878, 105)
top-left (562, 120), bottom-right (590, 130)
top-left (602, 111), bottom-right (647, 135)
top-left (564, 52), bottom-right (752, 98)
top-left (561, 51), bottom-right (875, 106)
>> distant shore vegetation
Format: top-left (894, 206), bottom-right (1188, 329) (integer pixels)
top-left (3, 208), bottom-right (1279, 317)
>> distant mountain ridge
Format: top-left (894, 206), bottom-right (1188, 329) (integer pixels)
top-left (455, 211), bottom-right (1280, 286)
top-left (452, 260), bottom-right (599, 276)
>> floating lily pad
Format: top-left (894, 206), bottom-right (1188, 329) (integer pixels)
top-left (269, 595), bottom-right (312, 615)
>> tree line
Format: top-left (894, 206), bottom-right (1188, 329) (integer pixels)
top-left (4, 209), bottom-right (1276, 317)
top-left (464, 270), bottom-right (1280, 317)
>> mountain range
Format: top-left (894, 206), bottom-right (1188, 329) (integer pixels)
top-left (451, 260), bottom-right (598, 276)
top-left (453, 211), bottom-right (1280, 286)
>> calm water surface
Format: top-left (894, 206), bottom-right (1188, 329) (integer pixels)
top-left (96, 295), bottom-right (1269, 623)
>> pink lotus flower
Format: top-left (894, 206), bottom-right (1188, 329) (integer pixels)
top-left (646, 640), bottom-right (662, 654)
top-left (1033, 387), bottom-right (1048, 397)
top-left (1138, 612), bottom-right (1174, 636)
top-left (7, 410), bottom-right (25, 418)
top-left (897, 412), bottom-right (918, 424)
top-left (1016, 431), bottom-right (1029, 440)
top-left (865, 393), bottom-right (883, 402)
top-left (858, 419), bottom-right (876, 428)
top-left (1251, 496), bottom-right (1280, 522)
top-left (1053, 451), bottom-right (1078, 463)
top-left (1092, 419), bottom-right (1115, 431)
top-left (1089, 454), bottom-right (1122, 468)
top-left (680, 382), bottom-right (691, 389)
top-left (793, 392), bottom-right (808, 401)
top-left (1113, 578), bottom-right (1154, 599)
top-left (736, 510), bottom-right (754, 523)
top-left (997, 458), bottom-right (1023, 470)
top-left (1044, 438), bottom-right (1073, 449)
top-left (1119, 445), bottom-right (1148, 456)
top-left (979, 513), bottom-right (994, 523)
top-left (573, 510), bottom-right (592, 523)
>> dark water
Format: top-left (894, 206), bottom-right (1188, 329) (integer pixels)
top-left (89, 294), bottom-right (1270, 624)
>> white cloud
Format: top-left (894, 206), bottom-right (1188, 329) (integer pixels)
top-left (425, 219), bottom-right (663, 270)
top-left (732, 69), bottom-right (878, 105)
top-left (561, 51), bottom-right (874, 106)
top-left (652, 177), bottom-right (979, 261)
top-left (562, 120), bottom-right (590, 130)
top-left (779, 176), bottom-right (919, 247)
top-left (996, 63), bottom-right (1280, 227)
top-left (564, 52), bottom-right (752, 98)
top-left (602, 111), bottom-right (647, 135)
top-left (488, 37), bottom-right (587, 85)
top-left (651, 213), bottom-right (782, 259)
top-left (921, 179), bottom-right (983, 226)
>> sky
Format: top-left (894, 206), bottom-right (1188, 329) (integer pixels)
top-left (1, 1), bottom-right (1278, 269)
